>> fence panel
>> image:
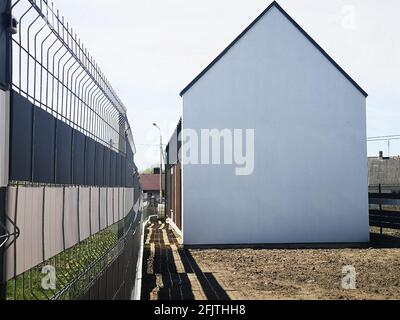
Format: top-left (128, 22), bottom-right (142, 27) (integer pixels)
top-left (1, 0), bottom-right (143, 300)
top-left (369, 185), bottom-right (400, 231)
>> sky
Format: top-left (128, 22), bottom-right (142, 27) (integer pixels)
top-left (52, 0), bottom-right (400, 170)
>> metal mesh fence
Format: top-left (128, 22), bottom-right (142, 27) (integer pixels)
top-left (0, 0), bottom-right (143, 300)
top-left (10, 0), bottom-right (127, 153)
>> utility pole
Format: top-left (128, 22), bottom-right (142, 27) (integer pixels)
top-left (153, 123), bottom-right (164, 218)
top-left (159, 134), bottom-right (163, 207)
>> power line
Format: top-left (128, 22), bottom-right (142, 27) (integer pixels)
top-left (368, 134), bottom-right (400, 141)
top-left (368, 135), bottom-right (400, 142)
top-left (136, 143), bottom-right (167, 147)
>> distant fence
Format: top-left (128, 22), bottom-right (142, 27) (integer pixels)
top-left (165, 119), bottom-right (182, 230)
top-left (0, 0), bottom-right (142, 300)
top-left (369, 185), bottom-right (400, 231)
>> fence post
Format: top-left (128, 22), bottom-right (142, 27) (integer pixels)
top-left (378, 184), bottom-right (383, 235)
top-left (118, 113), bottom-right (126, 155)
top-left (0, 0), bottom-right (12, 300)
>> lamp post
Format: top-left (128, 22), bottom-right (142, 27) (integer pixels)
top-left (153, 123), bottom-right (163, 213)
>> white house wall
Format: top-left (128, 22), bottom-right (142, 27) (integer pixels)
top-left (182, 6), bottom-right (369, 245)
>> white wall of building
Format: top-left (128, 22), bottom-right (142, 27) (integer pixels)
top-left (182, 6), bottom-right (369, 245)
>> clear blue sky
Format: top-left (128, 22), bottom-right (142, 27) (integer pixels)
top-left (54, 0), bottom-right (400, 169)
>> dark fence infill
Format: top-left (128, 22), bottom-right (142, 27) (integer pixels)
top-left (9, 90), bottom-right (135, 187)
top-left (369, 185), bottom-right (400, 231)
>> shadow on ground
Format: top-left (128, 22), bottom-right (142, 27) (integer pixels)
top-left (141, 222), bottom-right (230, 300)
top-left (141, 223), bottom-right (400, 300)
top-left (370, 232), bottom-right (400, 248)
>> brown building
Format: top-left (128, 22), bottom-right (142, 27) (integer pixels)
top-left (140, 171), bottom-right (165, 201)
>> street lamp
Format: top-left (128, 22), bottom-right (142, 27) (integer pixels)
top-left (153, 123), bottom-right (163, 211)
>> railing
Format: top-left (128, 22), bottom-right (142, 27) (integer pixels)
top-left (10, 0), bottom-right (128, 153)
top-left (369, 185), bottom-right (400, 231)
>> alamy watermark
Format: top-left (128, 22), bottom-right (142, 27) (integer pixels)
top-left (178, 128), bottom-right (255, 176)
top-left (41, 265), bottom-right (56, 290)
top-left (341, 265), bottom-right (356, 290)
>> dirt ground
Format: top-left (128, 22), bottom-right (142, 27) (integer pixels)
top-left (188, 228), bottom-right (400, 300)
top-left (142, 223), bottom-right (400, 300)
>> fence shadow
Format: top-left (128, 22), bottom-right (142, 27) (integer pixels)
top-left (141, 226), bottom-right (196, 300)
top-left (141, 224), bottom-right (231, 300)
top-left (370, 231), bottom-right (400, 248)
top-left (178, 249), bottom-right (231, 300)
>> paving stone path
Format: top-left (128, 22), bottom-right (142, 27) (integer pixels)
top-left (141, 221), bottom-right (237, 300)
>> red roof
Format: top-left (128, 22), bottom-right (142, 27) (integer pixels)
top-left (140, 174), bottom-right (164, 191)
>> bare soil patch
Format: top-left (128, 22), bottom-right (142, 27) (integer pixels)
top-left (188, 229), bottom-right (400, 300)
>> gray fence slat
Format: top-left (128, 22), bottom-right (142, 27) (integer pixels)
top-left (369, 198), bottom-right (400, 206)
